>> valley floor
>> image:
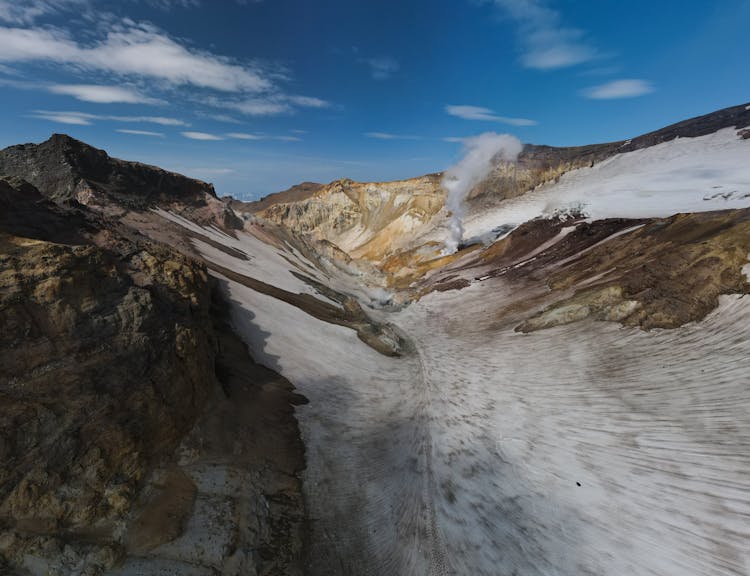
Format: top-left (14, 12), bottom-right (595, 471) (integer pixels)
top-left (170, 214), bottom-right (750, 576)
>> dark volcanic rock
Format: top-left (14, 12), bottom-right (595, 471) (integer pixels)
top-left (0, 177), bottom-right (94, 244)
top-left (0, 134), bottom-right (217, 208)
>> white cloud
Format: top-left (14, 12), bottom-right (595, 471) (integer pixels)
top-left (364, 132), bottom-right (420, 140)
top-left (363, 57), bottom-right (399, 80)
top-left (287, 95), bottom-right (330, 108)
top-left (227, 132), bottom-right (302, 142)
top-left (0, 22), bottom-right (273, 92)
top-left (182, 131), bottom-right (224, 141)
top-left (49, 83), bottom-right (161, 104)
top-left (31, 111), bottom-right (92, 125)
top-left (214, 94), bottom-right (330, 117)
top-left (227, 132), bottom-right (263, 140)
top-left (0, 15), bottom-right (331, 120)
top-left (207, 93), bottom-right (331, 116)
top-left (202, 113), bottom-right (243, 124)
top-left (492, 0), bottom-right (595, 70)
top-left (224, 98), bottom-right (291, 116)
top-left (116, 115), bottom-right (187, 126)
top-left (445, 105), bottom-right (537, 126)
top-left (442, 136), bottom-right (466, 143)
top-left (31, 110), bottom-right (188, 126)
top-left (116, 128), bottom-right (164, 137)
top-left (0, 0), bottom-right (86, 25)
top-left (583, 79), bottom-right (654, 100)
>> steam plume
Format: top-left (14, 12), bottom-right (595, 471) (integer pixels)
top-left (443, 132), bottom-right (523, 253)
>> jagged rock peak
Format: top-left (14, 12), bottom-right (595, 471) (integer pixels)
top-left (0, 133), bottom-right (217, 208)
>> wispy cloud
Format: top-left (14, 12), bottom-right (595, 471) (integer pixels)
top-left (209, 93), bottom-right (330, 117)
top-left (32, 111), bottom-right (92, 125)
top-left (0, 8), bottom-right (330, 121)
top-left (0, 22), bottom-right (272, 92)
top-left (140, 0), bottom-right (254, 9)
top-left (491, 0), bottom-right (595, 70)
top-left (49, 84), bottom-right (161, 104)
top-left (221, 98), bottom-right (291, 116)
top-left (362, 57), bottom-right (399, 80)
top-left (182, 131), bottom-right (224, 141)
top-left (31, 110), bottom-right (188, 125)
top-left (0, 77), bottom-right (165, 104)
top-left (141, 0), bottom-right (200, 10)
top-left (583, 79), bottom-right (654, 100)
top-left (0, 0), bottom-right (86, 25)
top-left (201, 113), bottom-right (243, 124)
top-left (227, 132), bottom-right (302, 142)
top-left (287, 95), bottom-right (329, 108)
top-left (445, 104), bottom-right (537, 126)
top-left (364, 132), bottom-right (420, 140)
top-left (227, 132), bottom-right (263, 140)
top-left (116, 128), bottom-right (165, 137)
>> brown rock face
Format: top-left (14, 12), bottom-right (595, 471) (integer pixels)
top-left (536, 209), bottom-right (750, 330)
top-left (0, 175), bottom-right (308, 575)
top-left (0, 179), bottom-right (218, 571)
top-left (256, 175), bottom-right (445, 262)
top-left (430, 209), bottom-right (750, 332)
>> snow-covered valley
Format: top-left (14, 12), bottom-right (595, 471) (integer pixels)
top-left (141, 121), bottom-right (750, 575)
top-left (160, 199), bottom-right (750, 575)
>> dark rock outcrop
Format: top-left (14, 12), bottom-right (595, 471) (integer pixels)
top-left (0, 134), bottom-right (216, 209)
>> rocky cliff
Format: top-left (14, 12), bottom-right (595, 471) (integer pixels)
top-left (256, 174), bottom-right (445, 262)
top-left (0, 174), bottom-right (306, 574)
top-left (0, 178), bottom-right (218, 572)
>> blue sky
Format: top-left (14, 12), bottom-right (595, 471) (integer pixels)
top-left (0, 0), bottom-right (747, 199)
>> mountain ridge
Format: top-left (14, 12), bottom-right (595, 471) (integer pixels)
top-left (0, 133), bottom-right (217, 209)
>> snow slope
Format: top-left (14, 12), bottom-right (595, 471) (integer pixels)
top-left (152, 123), bottom-right (750, 575)
top-left (455, 128), bottom-right (750, 244)
top-left (393, 281), bottom-right (750, 576)
top-left (159, 207), bottom-right (750, 575)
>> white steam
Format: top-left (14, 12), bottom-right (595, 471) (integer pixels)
top-left (442, 132), bottom-right (523, 253)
